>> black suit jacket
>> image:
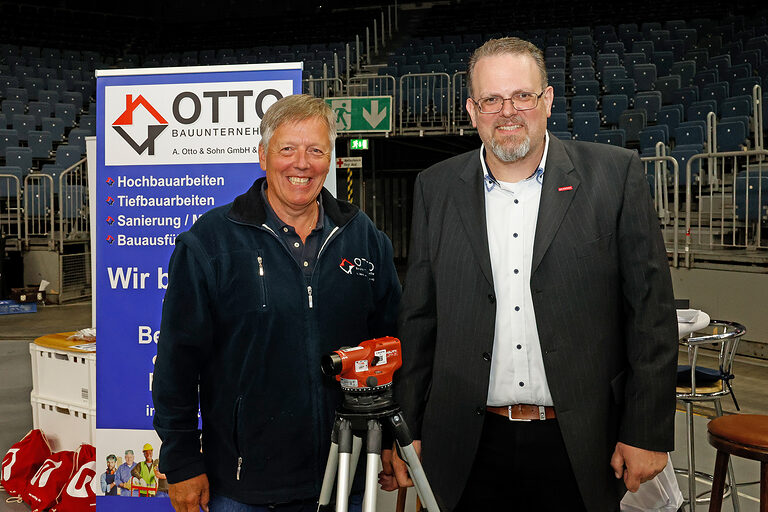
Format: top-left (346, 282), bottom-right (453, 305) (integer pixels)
top-left (395, 135), bottom-right (678, 511)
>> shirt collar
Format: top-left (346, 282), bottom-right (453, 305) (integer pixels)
top-left (260, 180), bottom-right (325, 233)
top-left (480, 131), bottom-right (550, 192)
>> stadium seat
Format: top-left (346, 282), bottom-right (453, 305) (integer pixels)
top-left (12, 114), bottom-right (35, 142)
top-left (671, 86), bottom-right (699, 111)
top-left (23, 77), bottom-right (44, 100)
top-left (0, 129), bottom-right (19, 154)
top-left (596, 53), bottom-right (621, 78)
top-left (721, 96), bottom-right (752, 118)
top-left (572, 67), bottom-right (596, 82)
top-left (79, 114), bottom-right (96, 135)
top-left (27, 130), bottom-right (52, 159)
top-left (54, 144), bottom-right (83, 169)
top-left (670, 147), bottom-right (703, 185)
top-left (5, 147), bottom-right (33, 175)
top-left (550, 130), bottom-right (572, 140)
top-left (551, 97), bottom-right (566, 115)
top-left (687, 100), bottom-right (718, 123)
top-left (657, 105), bottom-right (683, 132)
top-left (670, 61), bottom-right (696, 86)
top-left (639, 126), bottom-right (669, 152)
top-left (0, 100), bottom-right (24, 128)
top-left (601, 94), bottom-right (629, 126)
top-left (62, 91), bottom-right (83, 109)
top-left (547, 113), bottom-right (569, 132)
top-left (596, 128), bottom-right (626, 147)
top-left (572, 112), bottom-right (600, 141)
top-left (716, 120), bottom-right (748, 152)
top-left (701, 82), bottom-right (729, 106)
top-left (605, 78), bottom-right (635, 97)
top-left (630, 41), bottom-right (654, 58)
top-left (601, 43), bottom-right (625, 60)
top-left (67, 129), bottom-right (89, 153)
top-left (619, 109), bottom-right (647, 143)
top-left (573, 80), bottom-right (600, 97)
top-left (602, 65), bottom-right (628, 83)
top-left (55, 103), bottom-right (77, 127)
top-left (28, 101), bottom-right (53, 127)
top-left (652, 51), bottom-right (674, 76)
top-left (674, 122), bottom-right (706, 148)
top-left (653, 75), bottom-right (681, 105)
top-left (38, 89), bottom-right (59, 104)
top-left (633, 64), bottom-right (657, 91)
top-left (571, 95), bottom-right (598, 113)
top-left (732, 76), bottom-right (761, 97)
top-left (634, 91), bottom-right (662, 122)
top-left (734, 175), bottom-right (768, 223)
top-left (42, 117), bottom-right (65, 142)
top-left (624, 52), bottom-right (647, 74)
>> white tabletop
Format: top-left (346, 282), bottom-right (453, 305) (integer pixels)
top-left (677, 309), bottom-right (710, 339)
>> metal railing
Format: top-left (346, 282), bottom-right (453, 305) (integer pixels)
top-left (0, 173), bottom-right (22, 249)
top-left (398, 72), bottom-right (451, 134)
top-left (59, 158), bottom-right (89, 250)
top-left (641, 151), bottom-right (682, 267)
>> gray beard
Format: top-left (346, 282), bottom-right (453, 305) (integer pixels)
top-left (490, 134), bottom-right (530, 163)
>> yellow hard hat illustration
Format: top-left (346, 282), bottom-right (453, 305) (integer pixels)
top-left (142, 443), bottom-right (153, 451)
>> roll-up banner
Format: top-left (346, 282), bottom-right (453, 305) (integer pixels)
top-left (93, 63), bottom-right (312, 508)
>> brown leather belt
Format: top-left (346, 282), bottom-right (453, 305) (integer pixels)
top-left (486, 404), bottom-right (556, 421)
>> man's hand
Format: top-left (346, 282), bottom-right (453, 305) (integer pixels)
top-left (379, 440), bottom-right (421, 491)
top-left (169, 473), bottom-right (210, 512)
top-left (610, 442), bottom-right (668, 492)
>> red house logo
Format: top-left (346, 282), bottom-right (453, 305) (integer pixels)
top-left (112, 94), bottom-right (169, 156)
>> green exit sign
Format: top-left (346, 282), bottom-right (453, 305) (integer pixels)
top-left (350, 139), bottom-right (369, 150)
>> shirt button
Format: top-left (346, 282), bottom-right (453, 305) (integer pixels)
top-left (303, 261), bottom-right (309, 267)
top-left (516, 344), bottom-right (522, 350)
top-left (488, 294), bottom-right (495, 304)
top-left (282, 227), bottom-right (289, 233)
top-left (514, 199), bottom-right (519, 204)
top-left (514, 268), bottom-right (519, 274)
top-left (513, 233), bottom-right (518, 238)
top-left (482, 352), bottom-right (491, 361)
top-left (519, 382), bottom-right (525, 387)
top-left (475, 406), bottom-right (485, 416)
top-left (514, 306), bottom-right (520, 311)
top-left (294, 242), bottom-right (300, 248)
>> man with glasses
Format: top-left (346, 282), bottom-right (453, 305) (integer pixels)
top-left (382, 37), bottom-right (677, 511)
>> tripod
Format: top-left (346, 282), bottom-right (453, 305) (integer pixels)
top-left (317, 387), bottom-right (440, 512)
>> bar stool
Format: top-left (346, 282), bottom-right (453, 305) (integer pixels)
top-left (707, 414), bottom-right (768, 512)
top-left (676, 320), bottom-right (746, 511)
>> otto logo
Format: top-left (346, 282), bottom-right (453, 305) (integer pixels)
top-left (112, 94), bottom-right (169, 156)
top-left (339, 257), bottom-right (375, 281)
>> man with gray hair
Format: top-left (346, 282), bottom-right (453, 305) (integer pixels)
top-left (383, 37), bottom-right (677, 511)
top-left (153, 94), bottom-right (401, 511)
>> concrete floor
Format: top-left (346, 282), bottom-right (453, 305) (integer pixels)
top-left (1, 301), bottom-right (766, 511)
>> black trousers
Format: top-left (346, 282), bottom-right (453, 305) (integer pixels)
top-left (454, 412), bottom-right (590, 512)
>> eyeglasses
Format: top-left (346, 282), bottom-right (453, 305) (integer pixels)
top-left (472, 90), bottom-right (547, 114)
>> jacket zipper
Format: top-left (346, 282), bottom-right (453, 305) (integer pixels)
top-left (257, 255), bottom-right (266, 309)
top-left (307, 285), bottom-right (313, 309)
top-left (233, 396), bottom-right (243, 480)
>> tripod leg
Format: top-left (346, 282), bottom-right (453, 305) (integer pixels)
top-left (387, 412), bottom-right (441, 512)
top-left (348, 434), bottom-right (363, 491)
top-left (362, 419), bottom-right (382, 512)
top-left (336, 418), bottom-right (353, 512)
top-left (318, 417), bottom-right (342, 511)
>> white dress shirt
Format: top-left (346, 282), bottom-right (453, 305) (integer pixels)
top-left (483, 133), bottom-right (554, 406)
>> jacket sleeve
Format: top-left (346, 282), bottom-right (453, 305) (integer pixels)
top-left (367, 229), bottom-right (402, 339)
top-left (394, 174), bottom-right (437, 439)
top-left (152, 232), bottom-right (216, 484)
top-left (616, 152), bottom-right (678, 452)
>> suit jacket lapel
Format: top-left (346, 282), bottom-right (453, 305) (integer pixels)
top-left (453, 151), bottom-right (494, 286)
top-left (532, 136), bottom-right (580, 274)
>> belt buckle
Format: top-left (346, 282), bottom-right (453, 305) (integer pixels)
top-left (506, 405), bottom-right (547, 421)
top-left (507, 405), bottom-right (531, 422)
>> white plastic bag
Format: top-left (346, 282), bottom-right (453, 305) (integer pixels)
top-left (620, 454), bottom-right (683, 512)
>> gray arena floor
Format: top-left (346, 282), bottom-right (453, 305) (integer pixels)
top-left (1, 302), bottom-right (767, 511)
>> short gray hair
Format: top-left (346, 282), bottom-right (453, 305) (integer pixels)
top-left (467, 37), bottom-right (548, 98)
top-left (259, 94), bottom-right (336, 152)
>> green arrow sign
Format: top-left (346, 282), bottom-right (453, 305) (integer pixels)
top-left (325, 96), bottom-right (392, 133)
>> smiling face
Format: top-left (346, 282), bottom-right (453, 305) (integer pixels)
top-left (124, 452), bottom-right (134, 465)
top-left (259, 116), bottom-right (331, 220)
top-left (467, 53), bottom-right (552, 169)
top-left (143, 449), bottom-right (153, 462)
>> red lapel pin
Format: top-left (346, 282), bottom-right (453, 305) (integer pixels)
top-left (557, 185), bottom-right (573, 191)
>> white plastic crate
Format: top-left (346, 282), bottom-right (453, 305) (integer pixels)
top-left (30, 342), bottom-right (96, 408)
top-left (30, 393), bottom-right (95, 452)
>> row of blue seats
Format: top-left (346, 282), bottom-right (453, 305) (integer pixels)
top-left (0, 76), bottom-right (93, 107)
top-left (1, 102), bottom-right (88, 133)
top-left (1, 127), bottom-right (91, 158)
top-left (0, 143), bottom-right (84, 179)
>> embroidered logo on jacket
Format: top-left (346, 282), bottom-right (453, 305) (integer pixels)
top-left (339, 257), bottom-right (376, 281)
